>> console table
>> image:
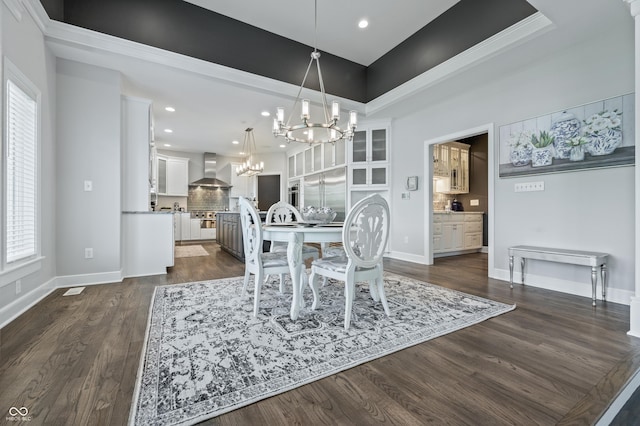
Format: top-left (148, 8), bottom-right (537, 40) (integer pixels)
top-left (508, 245), bottom-right (609, 306)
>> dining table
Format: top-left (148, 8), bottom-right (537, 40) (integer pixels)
top-left (262, 223), bottom-right (343, 320)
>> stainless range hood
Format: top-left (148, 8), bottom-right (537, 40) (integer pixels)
top-left (189, 152), bottom-right (232, 188)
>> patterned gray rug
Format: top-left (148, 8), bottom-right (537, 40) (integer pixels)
top-left (129, 272), bottom-right (515, 425)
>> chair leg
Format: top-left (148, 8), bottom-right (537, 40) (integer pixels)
top-left (368, 280), bottom-right (380, 302)
top-left (344, 272), bottom-right (356, 330)
top-left (242, 269), bottom-right (251, 295)
top-left (253, 270), bottom-right (264, 317)
top-left (377, 275), bottom-right (390, 316)
top-left (279, 274), bottom-right (285, 293)
top-left (309, 270), bottom-right (320, 310)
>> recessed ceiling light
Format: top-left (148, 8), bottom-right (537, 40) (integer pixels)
top-left (239, 151), bottom-right (245, 155)
top-left (358, 19), bottom-right (369, 29)
top-left (232, 140), bottom-right (239, 145)
top-left (279, 144), bottom-right (286, 148)
top-left (164, 143), bottom-right (171, 147)
top-left (261, 111), bottom-right (270, 117)
top-left (165, 106), bottom-right (175, 112)
top-left (164, 129), bottom-right (173, 133)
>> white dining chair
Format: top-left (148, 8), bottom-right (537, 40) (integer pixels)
top-left (308, 193), bottom-right (391, 330)
top-left (264, 201), bottom-right (321, 292)
top-left (239, 196), bottom-right (291, 317)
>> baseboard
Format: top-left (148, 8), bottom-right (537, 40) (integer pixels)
top-left (493, 268), bottom-right (633, 306)
top-left (0, 278), bottom-right (56, 330)
top-left (53, 270), bottom-right (123, 288)
top-left (481, 246), bottom-right (489, 254)
top-left (385, 251), bottom-right (429, 265)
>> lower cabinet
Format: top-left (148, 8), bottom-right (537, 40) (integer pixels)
top-left (433, 212), bottom-right (483, 256)
top-left (216, 212), bottom-right (244, 261)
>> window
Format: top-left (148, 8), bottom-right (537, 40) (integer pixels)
top-left (4, 60), bottom-right (39, 268)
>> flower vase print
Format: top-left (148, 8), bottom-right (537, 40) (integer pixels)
top-left (583, 109), bottom-right (622, 156)
top-left (508, 130), bottom-right (533, 166)
top-left (499, 93), bottom-right (634, 177)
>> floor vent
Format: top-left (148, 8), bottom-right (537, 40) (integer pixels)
top-left (63, 287), bottom-right (85, 296)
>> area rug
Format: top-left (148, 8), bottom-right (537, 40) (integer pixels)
top-left (174, 245), bottom-right (209, 258)
top-left (129, 272), bottom-right (515, 425)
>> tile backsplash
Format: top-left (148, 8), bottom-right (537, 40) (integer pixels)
top-left (188, 187), bottom-right (229, 211)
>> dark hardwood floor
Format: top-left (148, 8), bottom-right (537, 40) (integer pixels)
top-left (1, 243), bottom-right (639, 425)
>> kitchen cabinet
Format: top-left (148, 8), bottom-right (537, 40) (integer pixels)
top-left (190, 219), bottom-right (201, 240)
top-left (348, 123), bottom-right (390, 188)
top-left (433, 212), bottom-right (483, 256)
top-left (289, 139), bottom-right (346, 181)
top-left (433, 142), bottom-right (469, 194)
top-left (173, 213), bottom-right (181, 241)
top-left (219, 162), bottom-right (250, 198)
top-left (156, 155), bottom-right (189, 196)
top-left (180, 212), bottom-right (191, 240)
top-left (216, 212), bottom-right (244, 261)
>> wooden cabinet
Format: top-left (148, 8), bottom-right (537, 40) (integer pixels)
top-left (156, 155), bottom-right (189, 196)
top-left (348, 123), bottom-right (390, 189)
top-left (216, 212), bottom-right (244, 261)
top-left (433, 212), bottom-right (483, 256)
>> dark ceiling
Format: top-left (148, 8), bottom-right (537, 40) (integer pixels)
top-left (40, 0), bottom-right (536, 103)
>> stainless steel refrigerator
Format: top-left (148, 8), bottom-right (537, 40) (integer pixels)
top-left (302, 167), bottom-right (346, 221)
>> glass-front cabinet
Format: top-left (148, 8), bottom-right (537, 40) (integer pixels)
top-left (348, 123), bottom-right (390, 188)
top-left (288, 139), bottom-right (346, 180)
top-left (433, 141), bottom-right (469, 194)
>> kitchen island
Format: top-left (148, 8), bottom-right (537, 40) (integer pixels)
top-left (216, 211), bottom-right (267, 261)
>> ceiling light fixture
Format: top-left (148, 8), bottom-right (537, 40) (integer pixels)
top-left (232, 140), bottom-right (239, 145)
top-left (165, 106), bottom-right (175, 112)
top-left (236, 127), bottom-right (264, 177)
top-left (358, 19), bottom-right (369, 29)
top-left (273, 0), bottom-right (357, 146)
top-left (164, 128), bottom-right (173, 133)
top-left (261, 111), bottom-right (270, 117)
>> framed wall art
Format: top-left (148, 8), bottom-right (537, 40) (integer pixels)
top-left (498, 93), bottom-right (635, 178)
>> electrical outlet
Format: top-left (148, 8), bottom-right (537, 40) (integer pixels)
top-left (84, 180), bottom-right (93, 191)
top-left (85, 248), bottom-right (94, 259)
top-left (15, 279), bottom-right (21, 295)
top-left (514, 181), bottom-right (545, 192)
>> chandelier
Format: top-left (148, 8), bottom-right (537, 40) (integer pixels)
top-left (272, 0), bottom-right (357, 145)
top-left (236, 128), bottom-right (264, 177)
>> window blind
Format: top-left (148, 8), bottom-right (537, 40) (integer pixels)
top-left (6, 79), bottom-right (37, 263)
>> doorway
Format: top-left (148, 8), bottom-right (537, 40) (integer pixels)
top-left (424, 123), bottom-right (495, 276)
top-left (257, 174), bottom-right (281, 211)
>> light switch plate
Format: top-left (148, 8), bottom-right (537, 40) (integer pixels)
top-left (515, 181), bottom-right (545, 192)
top-left (470, 199), bottom-right (479, 206)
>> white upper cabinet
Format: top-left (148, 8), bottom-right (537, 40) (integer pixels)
top-left (348, 122), bottom-right (390, 189)
top-left (157, 155), bottom-right (189, 196)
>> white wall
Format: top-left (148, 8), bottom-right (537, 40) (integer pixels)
top-left (384, 27), bottom-right (635, 301)
top-left (56, 59), bottom-right (123, 278)
top-left (0, 2), bottom-right (57, 320)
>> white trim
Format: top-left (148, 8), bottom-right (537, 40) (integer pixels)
top-left (42, 20), bottom-right (366, 114)
top-left (493, 268), bottom-right (634, 306)
top-left (423, 123), bottom-right (494, 275)
top-left (3, 0), bottom-right (24, 22)
top-left (0, 256), bottom-right (43, 287)
top-left (629, 297), bottom-right (640, 337)
top-left (385, 251), bottom-right (429, 265)
top-left (596, 368), bottom-right (640, 425)
top-left (54, 270), bottom-right (123, 288)
top-left (366, 12), bottom-right (554, 115)
top-left (0, 277), bottom-right (55, 330)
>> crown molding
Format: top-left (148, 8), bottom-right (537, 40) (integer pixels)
top-left (624, 0), bottom-right (640, 17)
top-left (3, 0), bottom-right (25, 21)
top-left (365, 11), bottom-right (554, 116)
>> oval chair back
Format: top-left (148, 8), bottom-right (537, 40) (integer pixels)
top-left (342, 193), bottom-right (389, 269)
top-left (239, 196), bottom-right (263, 265)
top-left (266, 201), bottom-right (302, 224)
